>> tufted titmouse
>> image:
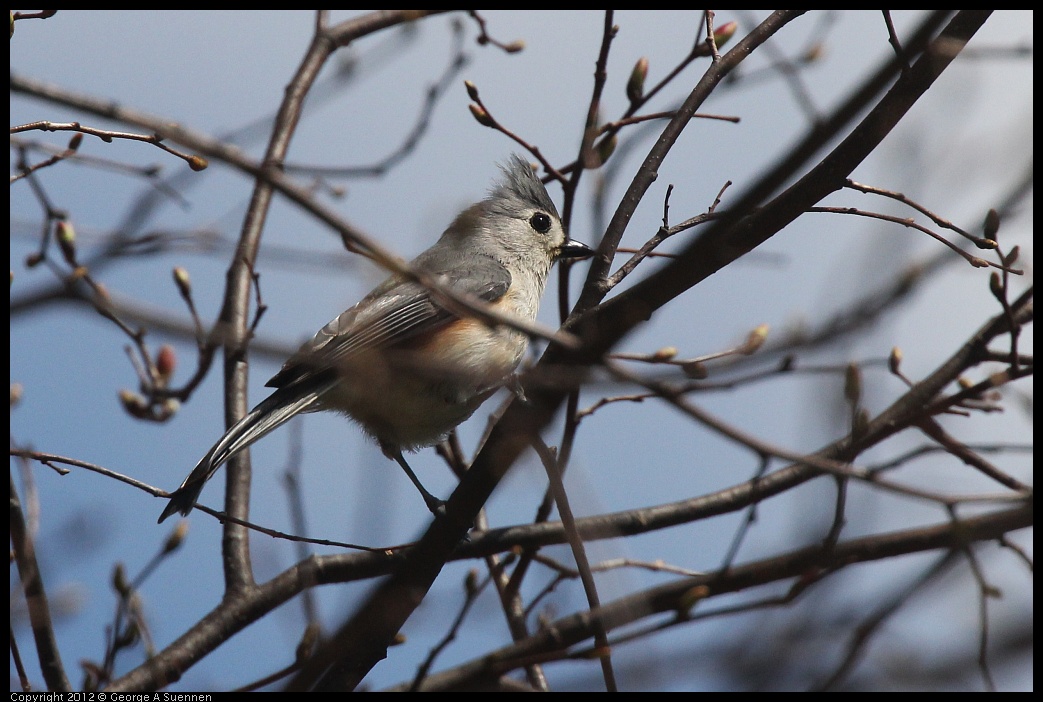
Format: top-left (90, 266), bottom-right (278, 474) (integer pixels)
top-left (158, 155), bottom-right (592, 522)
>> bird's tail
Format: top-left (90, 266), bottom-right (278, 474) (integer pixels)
top-left (158, 386), bottom-right (324, 523)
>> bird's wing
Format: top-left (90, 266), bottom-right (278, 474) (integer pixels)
top-left (266, 254), bottom-right (512, 389)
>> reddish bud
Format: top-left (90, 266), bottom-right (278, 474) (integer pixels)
top-left (156, 344), bottom-right (176, 383)
top-left (713, 21), bottom-right (737, 47)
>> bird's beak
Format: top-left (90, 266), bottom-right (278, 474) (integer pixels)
top-left (558, 238), bottom-right (595, 260)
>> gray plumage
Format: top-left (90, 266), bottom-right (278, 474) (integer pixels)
top-left (159, 155), bottom-right (591, 522)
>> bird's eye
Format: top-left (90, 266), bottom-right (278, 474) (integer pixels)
top-left (529, 212), bottom-right (552, 234)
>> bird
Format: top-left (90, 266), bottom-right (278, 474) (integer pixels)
top-left (159, 155), bottom-right (593, 523)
